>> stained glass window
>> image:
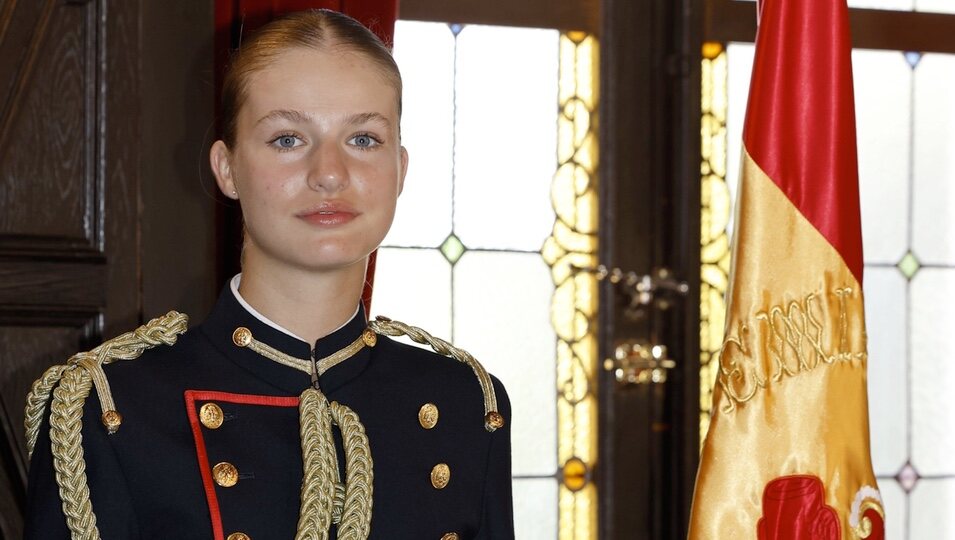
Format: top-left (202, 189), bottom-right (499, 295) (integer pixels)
top-left (379, 21), bottom-right (598, 539)
top-left (704, 42), bottom-right (955, 539)
top-left (737, 0), bottom-right (955, 14)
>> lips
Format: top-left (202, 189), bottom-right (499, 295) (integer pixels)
top-left (296, 202), bottom-right (359, 227)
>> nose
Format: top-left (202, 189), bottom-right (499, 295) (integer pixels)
top-left (306, 141), bottom-right (348, 192)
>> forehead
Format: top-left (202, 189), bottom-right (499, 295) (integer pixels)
top-left (241, 47), bottom-right (398, 120)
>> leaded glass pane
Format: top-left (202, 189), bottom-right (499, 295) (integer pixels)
top-left (386, 21), bottom-right (454, 248)
top-left (736, 0), bottom-right (917, 9)
top-left (912, 53), bottom-right (955, 265)
top-left (863, 267), bottom-right (908, 476)
top-left (371, 247), bottom-right (452, 341)
top-left (513, 478), bottom-right (558, 540)
top-left (452, 251), bottom-right (557, 475)
top-left (847, 0), bottom-right (913, 9)
top-left (910, 268), bottom-right (955, 475)
top-left (854, 49), bottom-right (911, 265)
top-left (915, 0), bottom-right (955, 13)
top-left (879, 479), bottom-right (906, 540)
top-left (725, 42), bottom-right (754, 237)
top-left (453, 26), bottom-right (559, 251)
top-left (911, 479), bottom-right (955, 538)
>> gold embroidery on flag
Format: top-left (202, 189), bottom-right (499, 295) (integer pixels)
top-left (851, 500), bottom-right (884, 539)
top-left (717, 287), bottom-right (867, 413)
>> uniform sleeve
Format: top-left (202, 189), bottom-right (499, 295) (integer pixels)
top-left (24, 389), bottom-right (141, 539)
top-left (476, 376), bottom-right (514, 539)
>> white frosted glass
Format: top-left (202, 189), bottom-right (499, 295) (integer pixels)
top-left (912, 54), bottom-right (955, 265)
top-left (454, 25), bottom-right (559, 251)
top-left (847, 0), bottom-right (913, 8)
top-left (513, 478), bottom-right (558, 540)
top-left (726, 42), bottom-right (755, 239)
top-left (911, 479), bottom-right (955, 539)
top-left (853, 50), bottom-right (911, 265)
top-left (877, 479), bottom-right (906, 540)
top-left (916, 0), bottom-right (955, 13)
top-left (386, 21), bottom-right (454, 248)
top-left (452, 251), bottom-right (557, 475)
top-left (910, 268), bottom-right (955, 475)
top-left (370, 247), bottom-right (452, 344)
top-left (863, 267), bottom-right (908, 476)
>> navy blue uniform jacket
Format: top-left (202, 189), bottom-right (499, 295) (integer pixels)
top-left (25, 288), bottom-right (514, 539)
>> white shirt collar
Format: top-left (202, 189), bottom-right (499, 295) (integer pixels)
top-left (230, 273), bottom-right (360, 344)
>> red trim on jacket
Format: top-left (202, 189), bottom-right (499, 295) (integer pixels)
top-left (184, 390), bottom-right (301, 540)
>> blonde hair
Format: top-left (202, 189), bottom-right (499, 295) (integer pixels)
top-left (220, 9), bottom-right (402, 148)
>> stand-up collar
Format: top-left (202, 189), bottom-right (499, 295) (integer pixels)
top-left (198, 284), bottom-right (372, 396)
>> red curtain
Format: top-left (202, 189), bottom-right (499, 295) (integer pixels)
top-left (214, 0), bottom-right (399, 316)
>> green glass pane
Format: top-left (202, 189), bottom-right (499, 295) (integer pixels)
top-left (897, 251), bottom-right (921, 280)
top-left (439, 233), bottom-right (466, 264)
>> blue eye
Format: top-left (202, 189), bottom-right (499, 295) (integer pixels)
top-left (349, 133), bottom-right (381, 149)
top-left (270, 134), bottom-right (303, 150)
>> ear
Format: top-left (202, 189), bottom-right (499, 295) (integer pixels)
top-left (210, 140), bottom-right (239, 199)
top-left (398, 145), bottom-right (409, 196)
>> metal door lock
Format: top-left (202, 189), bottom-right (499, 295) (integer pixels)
top-left (604, 340), bottom-right (676, 384)
top-left (573, 265), bottom-right (688, 318)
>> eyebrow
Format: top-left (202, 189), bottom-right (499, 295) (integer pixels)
top-left (255, 109), bottom-right (312, 126)
top-left (255, 109), bottom-right (393, 130)
top-left (344, 112), bottom-right (392, 129)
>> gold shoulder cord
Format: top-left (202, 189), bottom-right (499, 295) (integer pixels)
top-left (367, 316), bottom-right (505, 432)
top-left (23, 311), bottom-right (189, 540)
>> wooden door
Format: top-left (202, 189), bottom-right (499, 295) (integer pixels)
top-left (598, 0), bottom-right (703, 537)
top-left (0, 1), bottom-right (216, 536)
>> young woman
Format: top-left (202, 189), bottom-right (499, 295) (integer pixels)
top-left (25, 10), bottom-right (513, 540)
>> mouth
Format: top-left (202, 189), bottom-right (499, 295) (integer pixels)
top-left (296, 202), bottom-right (359, 227)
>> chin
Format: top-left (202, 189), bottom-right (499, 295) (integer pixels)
top-left (295, 246), bottom-right (375, 273)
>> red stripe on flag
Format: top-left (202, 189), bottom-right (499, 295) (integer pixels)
top-left (742, 0), bottom-right (864, 283)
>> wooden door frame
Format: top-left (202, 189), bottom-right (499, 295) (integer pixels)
top-left (599, 0), bottom-right (702, 537)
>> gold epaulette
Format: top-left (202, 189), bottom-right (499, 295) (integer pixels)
top-left (367, 316), bottom-right (505, 432)
top-left (23, 311), bottom-right (188, 539)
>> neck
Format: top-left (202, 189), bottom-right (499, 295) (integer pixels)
top-left (238, 252), bottom-right (366, 346)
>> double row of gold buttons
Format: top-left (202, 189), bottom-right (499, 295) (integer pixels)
top-left (198, 400), bottom-right (461, 538)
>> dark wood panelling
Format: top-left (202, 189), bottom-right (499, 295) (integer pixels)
top-left (101, 0), bottom-right (142, 336)
top-left (706, 0), bottom-right (955, 53)
top-left (0, 0), bottom-right (218, 534)
top-left (399, 0), bottom-right (599, 33)
top-left (140, 0), bottom-right (217, 320)
top-left (0, 258), bottom-right (105, 307)
top-left (0, 2), bottom-right (98, 250)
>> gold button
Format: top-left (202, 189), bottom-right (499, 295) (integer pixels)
top-left (430, 463), bottom-right (450, 489)
top-left (232, 327), bottom-right (252, 347)
top-left (441, 534), bottom-right (459, 540)
top-left (101, 410), bottom-right (123, 434)
top-left (485, 411), bottom-right (505, 430)
top-left (227, 533), bottom-right (250, 540)
top-left (362, 328), bottom-right (377, 347)
top-left (200, 403), bottom-right (224, 429)
top-left (213, 462), bottom-right (239, 487)
top-left (418, 403), bottom-right (439, 429)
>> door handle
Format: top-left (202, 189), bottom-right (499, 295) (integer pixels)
top-left (574, 265), bottom-right (688, 317)
top-left (604, 340), bottom-right (676, 385)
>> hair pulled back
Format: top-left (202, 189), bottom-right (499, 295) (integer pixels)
top-left (220, 9), bottom-right (402, 148)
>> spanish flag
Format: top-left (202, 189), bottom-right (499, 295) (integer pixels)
top-left (688, 0), bottom-right (885, 538)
